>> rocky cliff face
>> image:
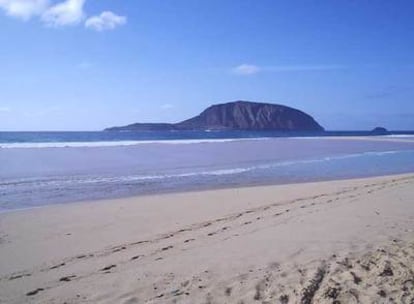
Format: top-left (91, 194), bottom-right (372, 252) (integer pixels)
top-left (178, 101), bottom-right (323, 131)
top-left (106, 101), bottom-right (324, 131)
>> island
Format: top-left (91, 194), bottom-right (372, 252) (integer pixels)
top-left (371, 127), bottom-right (389, 135)
top-left (105, 101), bottom-right (324, 131)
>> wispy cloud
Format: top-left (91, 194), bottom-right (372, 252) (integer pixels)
top-left (364, 85), bottom-right (410, 100)
top-left (76, 61), bottom-right (93, 70)
top-left (0, 0), bottom-right (126, 30)
top-left (85, 11), bottom-right (126, 31)
top-left (268, 64), bottom-right (346, 72)
top-left (365, 91), bottom-right (394, 100)
top-left (0, 106), bottom-right (11, 113)
top-left (233, 64), bottom-right (261, 75)
top-left (232, 63), bottom-right (346, 75)
top-left (23, 106), bottom-right (61, 118)
top-left (160, 104), bottom-right (174, 110)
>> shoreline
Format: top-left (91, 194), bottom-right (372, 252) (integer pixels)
top-left (1, 173), bottom-right (414, 303)
top-left (2, 171), bottom-right (414, 215)
top-left (1, 133), bottom-right (414, 150)
top-left (2, 134), bottom-right (414, 213)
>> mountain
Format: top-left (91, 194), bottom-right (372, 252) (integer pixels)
top-left (371, 127), bottom-right (389, 135)
top-left (105, 101), bottom-right (324, 131)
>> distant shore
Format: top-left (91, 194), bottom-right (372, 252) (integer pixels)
top-left (1, 173), bottom-right (413, 303)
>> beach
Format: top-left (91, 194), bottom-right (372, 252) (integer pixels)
top-left (1, 173), bottom-right (413, 303)
top-left (2, 0), bottom-right (414, 302)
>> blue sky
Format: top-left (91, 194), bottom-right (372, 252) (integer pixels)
top-left (0, 0), bottom-right (413, 131)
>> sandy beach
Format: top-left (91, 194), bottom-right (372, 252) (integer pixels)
top-left (2, 0), bottom-right (414, 303)
top-left (1, 174), bottom-right (414, 304)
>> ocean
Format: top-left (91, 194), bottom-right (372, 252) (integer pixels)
top-left (1, 131), bottom-right (414, 212)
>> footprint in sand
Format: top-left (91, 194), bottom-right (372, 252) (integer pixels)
top-left (9, 273), bottom-right (31, 280)
top-left (100, 265), bottom-right (117, 271)
top-left (26, 288), bottom-right (44, 296)
top-left (59, 275), bottom-right (76, 282)
top-left (161, 245), bottom-right (174, 251)
top-left (49, 262), bottom-right (65, 270)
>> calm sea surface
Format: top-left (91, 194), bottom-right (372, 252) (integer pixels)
top-left (1, 131), bottom-right (414, 211)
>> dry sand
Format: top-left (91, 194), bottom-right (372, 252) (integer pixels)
top-left (0, 174), bottom-right (414, 304)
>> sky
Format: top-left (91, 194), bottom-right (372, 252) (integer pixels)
top-left (0, 0), bottom-right (413, 131)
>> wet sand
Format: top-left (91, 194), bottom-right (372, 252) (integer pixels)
top-left (0, 174), bottom-right (413, 303)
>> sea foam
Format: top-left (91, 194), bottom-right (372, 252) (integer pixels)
top-left (0, 138), bottom-right (271, 149)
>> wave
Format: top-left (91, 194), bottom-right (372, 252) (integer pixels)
top-left (383, 135), bottom-right (414, 138)
top-left (0, 137), bottom-right (271, 149)
top-left (1, 150), bottom-right (409, 188)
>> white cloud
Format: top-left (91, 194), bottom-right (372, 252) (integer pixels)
top-left (233, 64), bottom-right (261, 75)
top-left (76, 61), bottom-right (92, 70)
top-left (41, 0), bottom-right (85, 26)
top-left (267, 65), bottom-right (347, 72)
top-left (160, 104), bottom-right (174, 110)
top-left (0, 106), bottom-right (11, 112)
top-left (232, 64), bottom-right (346, 75)
top-left (23, 106), bottom-right (61, 117)
top-left (0, 0), bottom-right (49, 20)
top-left (85, 11), bottom-right (126, 31)
top-left (0, 0), bottom-right (126, 30)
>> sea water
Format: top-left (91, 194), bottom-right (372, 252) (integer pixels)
top-left (1, 131), bottom-right (414, 211)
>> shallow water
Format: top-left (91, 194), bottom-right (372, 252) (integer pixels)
top-left (1, 132), bottom-right (414, 211)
